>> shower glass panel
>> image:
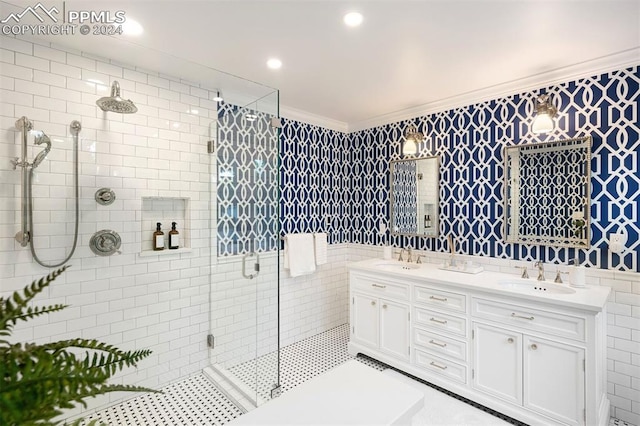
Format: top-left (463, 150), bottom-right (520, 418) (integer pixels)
top-left (209, 90), bottom-right (280, 406)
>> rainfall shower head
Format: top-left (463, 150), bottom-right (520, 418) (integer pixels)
top-left (96, 81), bottom-right (138, 114)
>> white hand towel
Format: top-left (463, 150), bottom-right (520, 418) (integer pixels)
top-left (314, 233), bottom-right (328, 265)
top-left (284, 233), bottom-right (316, 277)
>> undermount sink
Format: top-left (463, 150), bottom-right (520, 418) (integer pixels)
top-left (372, 261), bottom-right (421, 271)
top-left (498, 279), bottom-right (576, 294)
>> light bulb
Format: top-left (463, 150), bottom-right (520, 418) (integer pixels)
top-left (532, 113), bottom-right (554, 134)
top-left (403, 139), bottom-right (417, 155)
top-left (267, 58), bottom-right (282, 70)
top-left (343, 12), bottom-right (363, 27)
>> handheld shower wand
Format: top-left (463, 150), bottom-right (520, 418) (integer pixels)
top-left (32, 132), bottom-right (51, 169)
top-left (13, 117), bottom-right (81, 267)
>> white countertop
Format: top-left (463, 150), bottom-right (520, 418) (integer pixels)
top-left (348, 258), bottom-right (610, 312)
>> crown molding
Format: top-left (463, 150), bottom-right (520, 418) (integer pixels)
top-left (346, 48), bottom-right (640, 133)
top-left (279, 105), bottom-right (348, 133)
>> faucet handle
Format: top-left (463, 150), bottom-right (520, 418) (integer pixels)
top-left (416, 255), bottom-right (424, 264)
top-left (555, 269), bottom-right (569, 284)
top-left (534, 261), bottom-right (545, 281)
top-left (515, 266), bottom-right (529, 279)
top-left (394, 249), bottom-right (405, 262)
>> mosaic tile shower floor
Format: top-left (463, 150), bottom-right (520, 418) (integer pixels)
top-left (83, 324), bottom-right (634, 426)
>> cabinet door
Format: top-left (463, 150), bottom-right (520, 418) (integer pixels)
top-left (472, 323), bottom-right (522, 405)
top-left (352, 293), bottom-right (379, 348)
top-left (379, 299), bottom-right (410, 361)
top-left (524, 335), bottom-right (585, 426)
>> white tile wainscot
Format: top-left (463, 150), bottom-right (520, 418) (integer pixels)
top-left (348, 257), bottom-right (611, 426)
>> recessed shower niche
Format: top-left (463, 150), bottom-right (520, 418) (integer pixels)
top-left (140, 197), bottom-right (191, 256)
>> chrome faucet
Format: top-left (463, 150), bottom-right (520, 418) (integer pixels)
top-left (515, 265), bottom-right (529, 279)
top-left (534, 261), bottom-right (545, 281)
top-left (407, 247), bottom-right (413, 263)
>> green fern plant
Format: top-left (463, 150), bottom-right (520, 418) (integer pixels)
top-left (0, 266), bottom-right (156, 425)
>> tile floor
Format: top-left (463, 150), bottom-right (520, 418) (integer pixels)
top-left (83, 324), bottom-right (634, 426)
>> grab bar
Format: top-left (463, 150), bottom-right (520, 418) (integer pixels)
top-left (13, 116), bottom-right (32, 246)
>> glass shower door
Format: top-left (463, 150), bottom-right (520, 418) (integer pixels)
top-left (209, 91), bottom-right (280, 407)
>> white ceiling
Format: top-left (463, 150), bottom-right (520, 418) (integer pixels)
top-left (3, 0), bottom-right (640, 131)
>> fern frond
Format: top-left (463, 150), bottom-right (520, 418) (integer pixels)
top-left (0, 266), bottom-right (156, 426)
top-left (0, 265), bottom-right (69, 333)
top-left (10, 303), bottom-right (68, 324)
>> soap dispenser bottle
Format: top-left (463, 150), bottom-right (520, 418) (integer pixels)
top-left (169, 222), bottom-right (179, 250)
top-left (153, 222), bottom-right (165, 251)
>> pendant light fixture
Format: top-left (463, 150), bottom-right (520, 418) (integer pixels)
top-left (531, 94), bottom-right (557, 134)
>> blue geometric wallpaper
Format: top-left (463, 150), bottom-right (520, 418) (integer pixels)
top-left (279, 65), bottom-right (639, 272)
top-left (279, 121), bottom-right (350, 245)
top-left (217, 104), bottom-right (279, 257)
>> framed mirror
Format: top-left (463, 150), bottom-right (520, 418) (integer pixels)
top-left (504, 136), bottom-right (591, 248)
top-left (390, 156), bottom-right (440, 237)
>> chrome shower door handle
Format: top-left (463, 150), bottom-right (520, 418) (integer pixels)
top-left (242, 252), bottom-right (260, 279)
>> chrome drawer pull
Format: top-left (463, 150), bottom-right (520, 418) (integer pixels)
top-left (507, 338), bottom-right (514, 344)
top-left (511, 313), bottom-right (534, 321)
top-left (429, 317), bottom-right (448, 325)
top-left (430, 361), bottom-right (448, 370)
top-left (371, 301), bottom-right (376, 306)
top-left (429, 295), bottom-right (448, 302)
top-left (382, 304), bottom-right (388, 309)
top-left (429, 339), bottom-right (447, 348)
top-left (530, 344), bottom-right (538, 350)
top-left (372, 284), bottom-right (386, 289)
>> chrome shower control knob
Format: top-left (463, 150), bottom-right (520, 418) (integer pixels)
top-left (95, 188), bottom-right (116, 205)
top-left (90, 230), bottom-right (121, 256)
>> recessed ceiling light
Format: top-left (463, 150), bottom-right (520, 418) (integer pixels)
top-left (267, 58), bottom-right (282, 70)
top-left (122, 17), bottom-right (143, 36)
top-left (343, 12), bottom-right (363, 27)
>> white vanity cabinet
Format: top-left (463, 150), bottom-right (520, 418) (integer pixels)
top-left (472, 297), bottom-right (588, 425)
top-left (348, 265), bottom-right (609, 426)
top-left (350, 275), bottom-right (410, 362)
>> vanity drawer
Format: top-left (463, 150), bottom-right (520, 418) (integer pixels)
top-left (414, 348), bottom-right (466, 384)
top-left (352, 276), bottom-right (410, 301)
top-left (414, 285), bottom-right (466, 313)
top-left (414, 327), bottom-right (467, 362)
top-left (471, 298), bottom-right (586, 341)
top-left (413, 306), bottom-right (467, 337)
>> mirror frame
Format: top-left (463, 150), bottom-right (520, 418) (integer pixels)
top-left (390, 155), bottom-right (440, 238)
top-left (503, 136), bottom-right (591, 248)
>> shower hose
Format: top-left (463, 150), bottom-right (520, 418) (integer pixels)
top-left (28, 125), bottom-right (80, 268)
